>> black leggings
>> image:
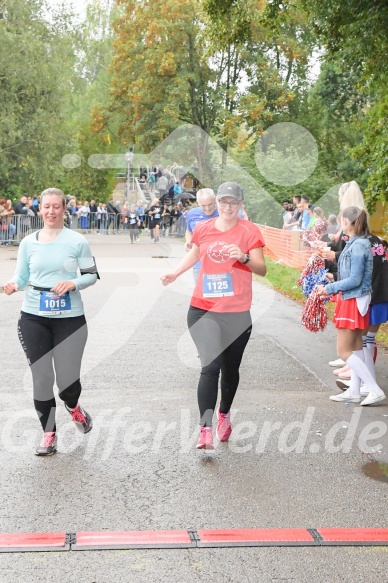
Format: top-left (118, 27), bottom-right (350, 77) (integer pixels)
top-left (17, 312), bottom-right (88, 432)
top-left (187, 306), bottom-right (252, 427)
top-left (129, 224), bottom-right (138, 242)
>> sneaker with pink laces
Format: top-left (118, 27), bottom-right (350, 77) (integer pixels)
top-left (216, 407), bottom-right (232, 441)
top-left (65, 403), bottom-right (92, 434)
top-left (35, 432), bottom-right (57, 456)
top-left (196, 427), bottom-right (214, 450)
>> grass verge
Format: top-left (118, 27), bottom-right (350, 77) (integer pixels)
top-left (256, 256), bottom-right (388, 348)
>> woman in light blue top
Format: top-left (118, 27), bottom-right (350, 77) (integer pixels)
top-left (4, 188), bottom-right (99, 456)
top-left (317, 207), bottom-right (386, 406)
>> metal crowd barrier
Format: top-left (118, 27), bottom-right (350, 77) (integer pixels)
top-left (0, 212), bottom-right (188, 246)
top-left (0, 214), bottom-right (43, 246)
top-left (73, 212), bottom-right (187, 238)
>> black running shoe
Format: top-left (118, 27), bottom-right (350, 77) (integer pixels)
top-left (336, 379), bottom-right (351, 391)
top-left (65, 403), bottom-right (93, 434)
top-left (35, 432), bottom-right (57, 456)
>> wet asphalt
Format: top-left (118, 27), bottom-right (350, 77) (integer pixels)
top-left (0, 233), bottom-right (388, 583)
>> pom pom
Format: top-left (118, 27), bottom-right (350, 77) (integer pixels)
top-left (301, 268), bottom-right (328, 298)
top-left (301, 288), bottom-right (330, 332)
top-left (298, 253), bottom-right (328, 298)
top-left (298, 253), bottom-right (326, 287)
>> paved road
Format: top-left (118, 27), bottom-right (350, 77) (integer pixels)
top-left (0, 234), bottom-right (388, 582)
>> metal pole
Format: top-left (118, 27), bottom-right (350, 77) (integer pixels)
top-left (125, 148), bottom-right (134, 201)
top-left (126, 159), bottom-right (130, 201)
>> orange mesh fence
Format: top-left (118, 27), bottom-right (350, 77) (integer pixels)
top-left (256, 225), bottom-right (313, 269)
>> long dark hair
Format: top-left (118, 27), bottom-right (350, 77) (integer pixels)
top-left (342, 206), bottom-right (370, 237)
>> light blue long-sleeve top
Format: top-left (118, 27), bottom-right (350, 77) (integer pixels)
top-left (11, 228), bottom-right (98, 318)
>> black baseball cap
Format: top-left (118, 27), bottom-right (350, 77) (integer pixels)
top-left (217, 182), bottom-right (244, 201)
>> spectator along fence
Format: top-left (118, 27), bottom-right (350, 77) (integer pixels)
top-left (1, 215), bottom-right (312, 270)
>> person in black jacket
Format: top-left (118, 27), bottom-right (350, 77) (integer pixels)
top-left (89, 199), bottom-right (98, 229)
top-left (14, 195), bottom-right (32, 238)
top-left (363, 234), bottom-right (388, 372)
top-left (106, 198), bottom-right (118, 233)
top-left (14, 195), bottom-right (29, 216)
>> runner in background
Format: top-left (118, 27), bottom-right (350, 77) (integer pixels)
top-left (161, 182), bottom-right (266, 450)
top-left (4, 188), bottom-right (99, 456)
top-left (185, 188), bottom-right (218, 283)
top-left (149, 197), bottom-right (162, 243)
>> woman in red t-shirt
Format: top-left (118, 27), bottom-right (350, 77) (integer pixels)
top-left (161, 182), bottom-right (266, 450)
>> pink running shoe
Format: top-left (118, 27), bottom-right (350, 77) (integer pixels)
top-left (216, 407), bottom-right (232, 442)
top-left (196, 427), bottom-right (214, 450)
top-left (333, 365), bottom-right (350, 376)
top-left (35, 432), bottom-right (57, 456)
top-left (65, 403), bottom-right (92, 434)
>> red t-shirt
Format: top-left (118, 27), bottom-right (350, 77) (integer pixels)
top-left (190, 218), bottom-right (265, 312)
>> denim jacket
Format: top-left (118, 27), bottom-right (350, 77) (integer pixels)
top-left (325, 235), bottom-right (372, 299)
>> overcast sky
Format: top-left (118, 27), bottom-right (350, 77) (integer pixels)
top-left (48, 0), bottom-right (88, 19)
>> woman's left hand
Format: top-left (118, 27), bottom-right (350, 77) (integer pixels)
top-left (227, 245), bottom-right (245, 262)
top-left (51, 281), bottom-right (76, 296)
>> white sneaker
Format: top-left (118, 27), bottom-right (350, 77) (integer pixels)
top-left (360, 390), bottom-right (386, 406)
top-left (360, 382), bottom-right (369, 397)
top-left (330, 389), bottom-right (361, 403)
top-left (329, 358), bottom-right (346, 367)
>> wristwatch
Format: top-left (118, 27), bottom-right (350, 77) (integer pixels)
top-left (241, 254), bottom-right (250, 265)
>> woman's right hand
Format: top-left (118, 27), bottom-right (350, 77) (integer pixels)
top-left (316, 284), bottom-right (328, 298)
top-left (311, 240), bottom-right (326, 248)
top-left (160, 273), bottom-right (177, 286)
top-left (4, 282), bottom-right (19, 295)
top-left (321, 249), bottom-right (336, 261)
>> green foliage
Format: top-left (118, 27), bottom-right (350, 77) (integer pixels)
top-left (256, 257), bottom-right (304, 302)
top-left (0, 0), bottom-right (119, 201)
top-left (353, 89), bottom-right (388, 211)
top-left (99, 0), bottom-right (318, 191)
top-left (230, 143), bottom-right (339, 227)
top-left (1, 0), bottom-right (386, 211)
top-left (300, 0), bottom-right (388, 204)
top-left (0, 0), bottom-right (75, 197)
top-left (60, 0), bottom-right (119, 199)
top-left (304, 60), bottom-right (368, 186)
top-left (203, 0), bottom-right (260, 46)
top-left (204, 0), bottom-right (388, 210)
top-left (301, 0), bottom-right (388, 82)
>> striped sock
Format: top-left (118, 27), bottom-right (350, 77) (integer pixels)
top-left (362, 337), bottom-right (376, 380)
top-left (366, 332), bottom-right (377, 362)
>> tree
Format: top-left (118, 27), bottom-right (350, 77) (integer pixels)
top-left (204, 0), bottom-right (388, 208)
top-left (0, 0), bottom-right (76, 197)
top-left (94, 0), bottom-right (309, 183)
top-left (301, 0), bottom-right (388, 82)
top-left (203, 0), bottom-right (319, 163)
top-left (60, 0), bottom-right (119, 199)
top-left (93, 0), bottom-right (228, 182)
top-left (353, 89), bottom-right (388, 208)
top-left (300, 0), bottom-right (388, 207)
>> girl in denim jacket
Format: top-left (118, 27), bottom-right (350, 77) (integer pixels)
top-left (317, 207), bottom-right (386, 406)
